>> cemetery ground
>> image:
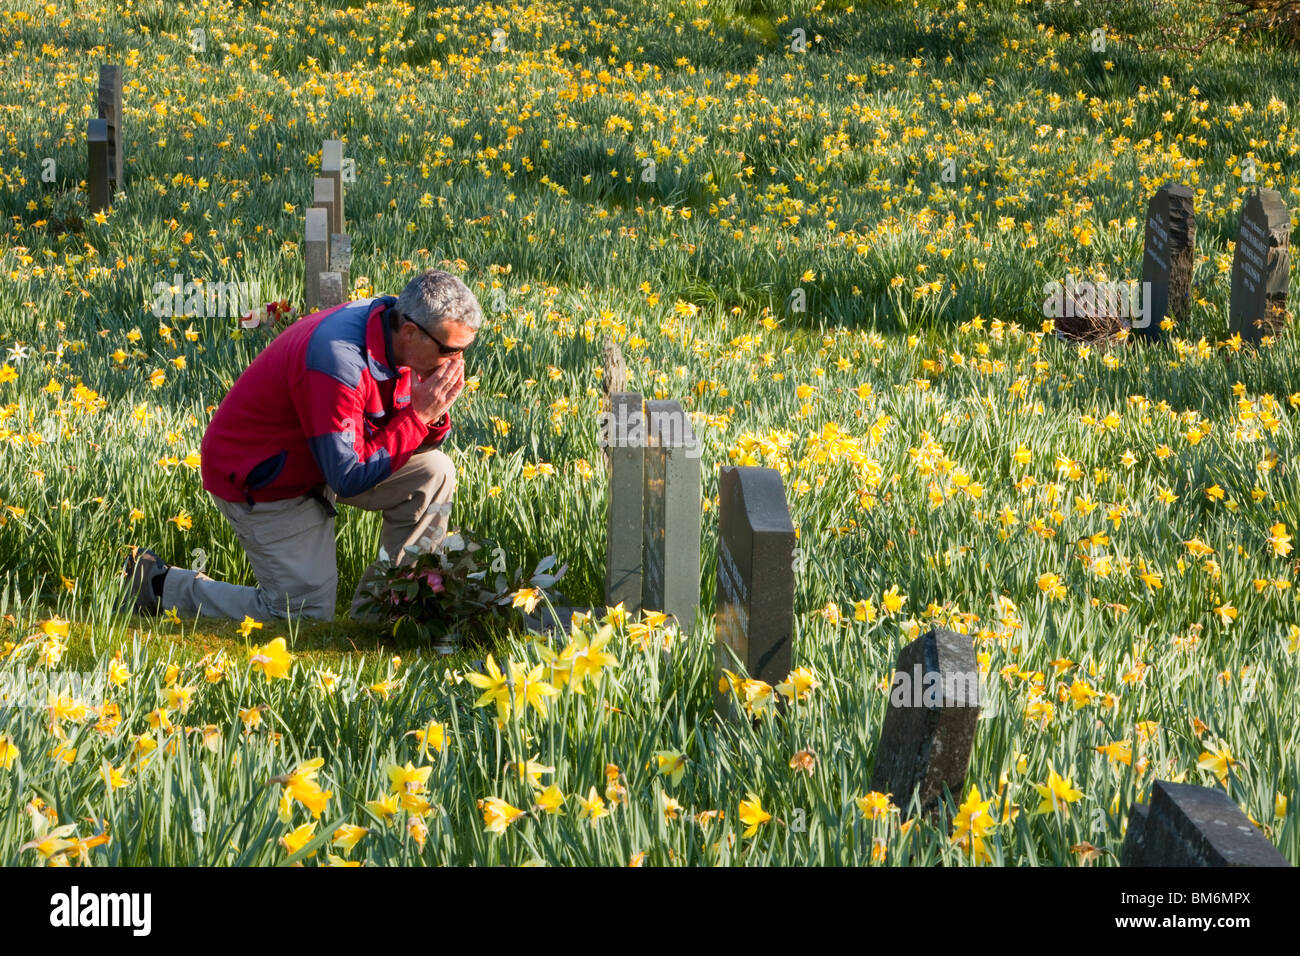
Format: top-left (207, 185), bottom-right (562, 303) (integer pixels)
top-left (1, 0), bottom-right (1299, 868)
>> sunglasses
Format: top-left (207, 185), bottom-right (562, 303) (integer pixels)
top-left (400, 313), bottom-right (469, 356)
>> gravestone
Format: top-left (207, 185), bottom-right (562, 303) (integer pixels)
top-left (87, 119), bottom-right (110, 214)
top-left (312, 178), bottom-right (336, 237)
top-left (602, 339), bottom-right (627, 396)
top-left (869, 627), bottom-right (980, 816)
top-left (640, 400), bottom-right (701, 633)
top-left (304, 208), bottom-right (328, 312)
top-left (320, 140), bottom-right (345, 236)
top-left (1120, 780), bottom-right (1290, 866)
top-left (1229, 189), bottom-right (1291, 343)
top-left (600, 339), bottom-right (628, 478)
top-left (713, 466), bottom-right (796, 717)
top-left (319, 272), bottom-right (344, 309)
top-left (97, 65), bottom-right (123, 187)
top-left (604, 392), bottom-right (645, 612)
top-left (1138, 183), bottom-right (1195, 340)
top-left (329, 233), bottom-right (352, 296)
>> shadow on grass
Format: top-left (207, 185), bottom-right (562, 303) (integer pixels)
top-left (47, 610), bottom-right (527, 674)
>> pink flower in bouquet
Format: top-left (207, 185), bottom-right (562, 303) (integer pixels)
top-left (422, 571), bottom-right (445, 593)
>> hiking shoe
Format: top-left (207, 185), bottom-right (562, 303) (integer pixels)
top-left (123, 546), bottom-right (169, 615)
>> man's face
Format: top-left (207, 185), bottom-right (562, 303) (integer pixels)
top-left (396, 317), bottom-right (475, 379)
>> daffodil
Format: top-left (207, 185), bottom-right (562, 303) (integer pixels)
top-left (249, 636), bottom-right (293, 680)
top-left (271, 757), bottom-right (333, 819)
top-left (654, 750), bottom-right (687, 787)
top-left (737, 794), bottom-right (772, 838)
top-left (465, 654), bottom-right (511, 721)
top-left (479, 796), bottom-right (526, 834)
top-left (1033, 768), bottom-right (1084, 815)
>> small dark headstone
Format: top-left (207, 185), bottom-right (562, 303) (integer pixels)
top-left (714, 466), bottom-right (796, 717)
top-left (329, 233), bottom-right (351, 294)
top-left (321, 140), bottom-right (345, 236)
top-left (604, 392), bottom-right (644, 612)
top-left (640, 400), bottom-right (701, 633)
top-left (97, 65), bottom-right (123, 187)
top-left (87, 119), bottom-right (110, 214)
top-left (1229, 189), bottom-right (1291, 343)
top-left (869, 627), bottom-right (980, 816)
top-left (304, 208), bottom-right (328, 311)
top-left (1121, 780), bottom-right (1291, 866)
top-left (1138, 183), bottom-right (1195, 340)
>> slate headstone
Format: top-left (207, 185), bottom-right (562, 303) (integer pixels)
top-left (604, 392), bottom-right (645, 612)
top-left (97, 65), bottom-right (123, 187)
top-left (329, 233), bottom-right (351, 295)
top-left (714, 466), bottom-right (796, 717)
top-left (1229, 189), bottom-right (1291, 343)
top-left (640, 400), bottom-right (701, 633)
top-left (87, 119), bottom-right (110, 214)
top-left (1139, 183), bottom-right (1195, 340)
top-left (1120, 780), bottom-right (1291, 867)
top-left (304, 207), bottom-right (328, 312)
top-left (321, 140), bottom-right (345, 236)
top-left (869, 626), bottom-right (980, 816)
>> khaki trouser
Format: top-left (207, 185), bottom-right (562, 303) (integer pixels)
top-left (161, 449), bottom-right (456, 622)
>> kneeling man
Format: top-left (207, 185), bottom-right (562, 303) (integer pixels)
top-left (124, 269), bottom-right (477, 622)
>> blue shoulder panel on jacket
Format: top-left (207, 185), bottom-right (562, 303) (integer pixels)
top-left (305, 300), bottom-right (374, 389)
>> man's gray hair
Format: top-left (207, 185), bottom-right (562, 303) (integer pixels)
top-left (395, 269), bottom-right (482, 332)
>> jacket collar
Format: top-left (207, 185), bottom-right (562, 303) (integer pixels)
top-left (365, 296), bottom-right (401, 382)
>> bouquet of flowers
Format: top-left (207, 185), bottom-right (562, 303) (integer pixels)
top-left (357, 530), bottom-right (567, 652)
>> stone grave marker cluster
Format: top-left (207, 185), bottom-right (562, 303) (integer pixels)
top-left (592, 377), bottom-right (1293, 866)
top-left (87, 65), bottom-right (122, 213)
top-left (304, 139), bottom-right (352, 311)
top-left (1135, 183), bottom-right (1293, 342)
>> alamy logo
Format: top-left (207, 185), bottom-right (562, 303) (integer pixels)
top-left (151, 274), bottom-right (261, 319)
top-left (49, 886), bottom-right (151, 936)
top-left (1042, 277), bottom-right (1152, 329)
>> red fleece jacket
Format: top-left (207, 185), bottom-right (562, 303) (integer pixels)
top-left (201, 295), bottom-right (451, 504)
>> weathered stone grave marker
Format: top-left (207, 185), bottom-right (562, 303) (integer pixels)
top-left (304, 207), bottom-right (328, 312)
top-left (604, 392), bottom-right (645, 612)
top-left (1139, 183), bottom-right (1195, 340)
top-left (869, 626), bottom-right (980, 816)
top-left (312, 178), bottom-right (336, 237)
top-left (1229, 189), bottom-right (1291, 343)
top-left (319, 272), bottom-right (345, 309)
top-left (330, 232), bottom-right (351, 297)
top-left (640, 400), bottom-right (701, 633)
top-left (713, 465), bottom-right (796, 717)
top-left (98, 65), bottom-right (123, 188)
top-left (1120, 780), bottom-right (1290, 866)
top-left (87, 120), bottom-right (110, 214)
top-left (321, 140), bottom-right (346, 236)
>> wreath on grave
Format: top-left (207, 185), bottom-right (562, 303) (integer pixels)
top-left (356, 530), bottom-right (567, 651)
